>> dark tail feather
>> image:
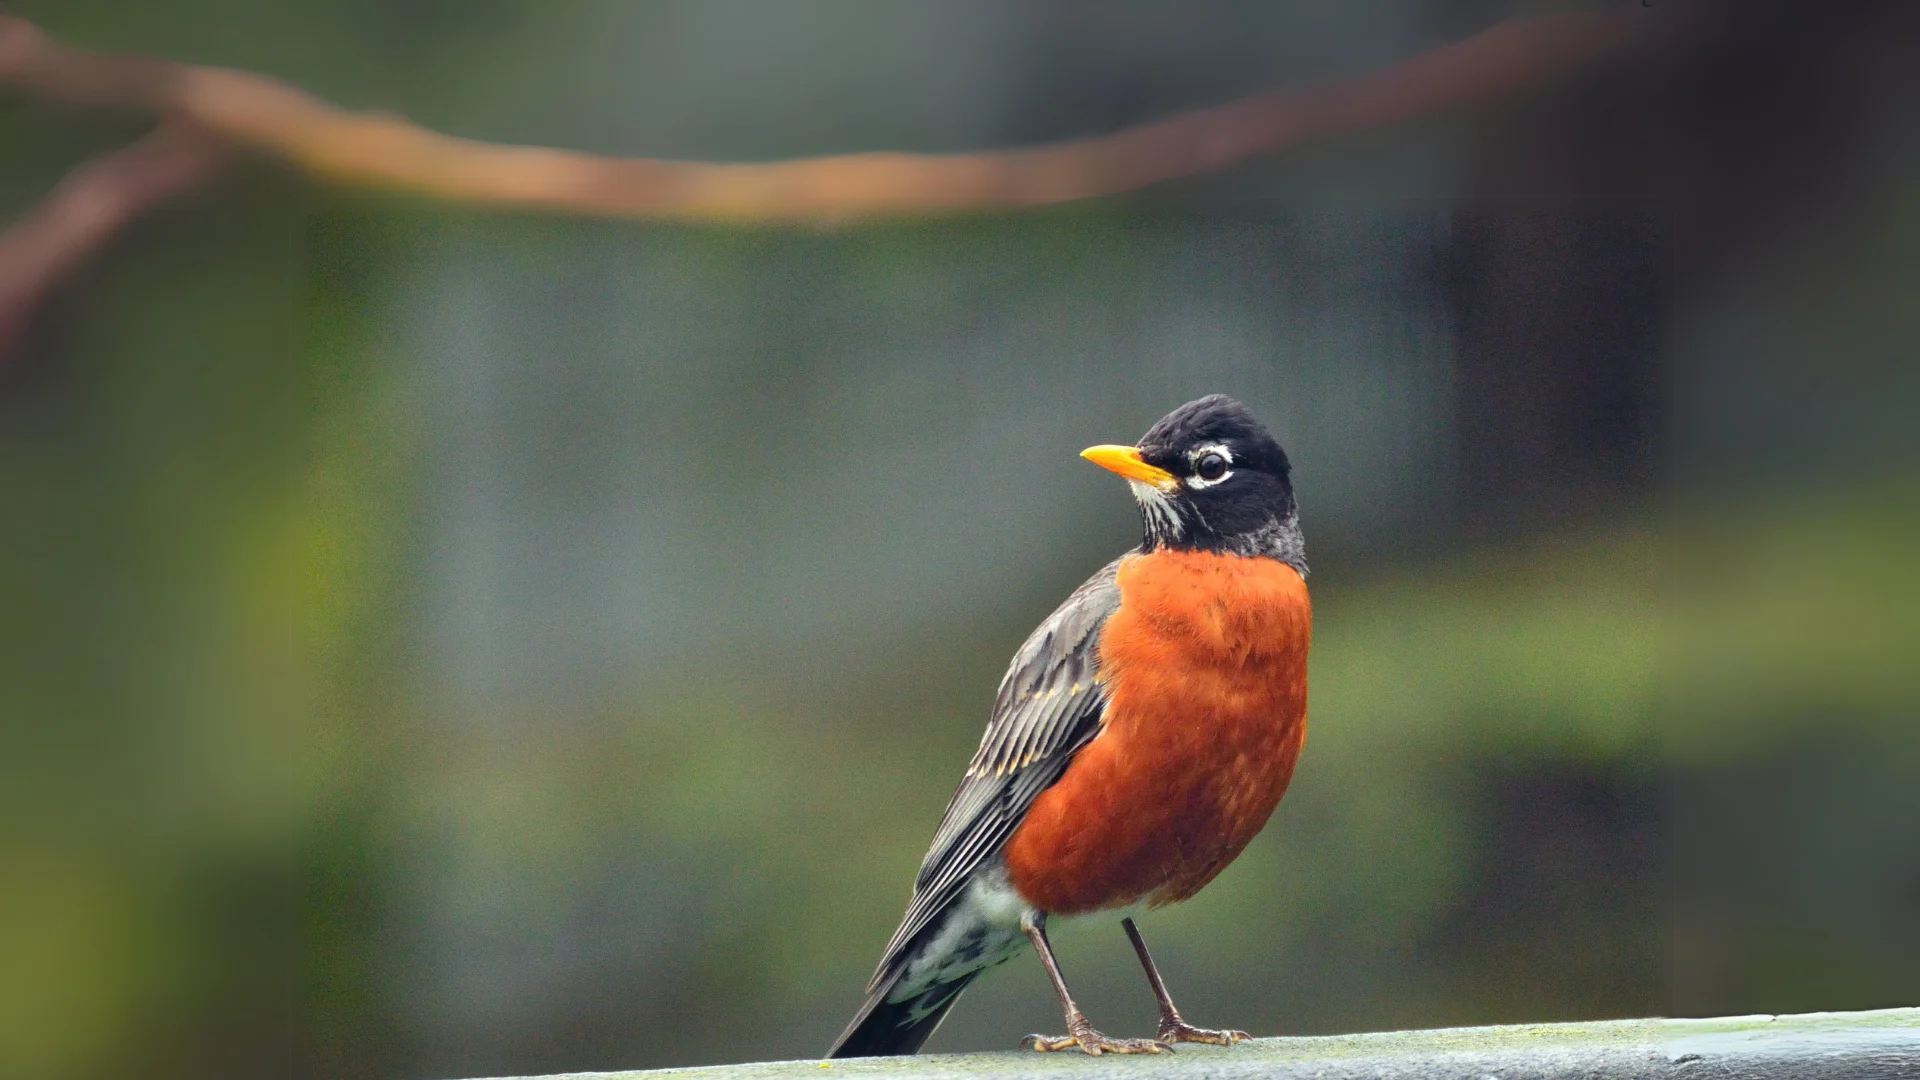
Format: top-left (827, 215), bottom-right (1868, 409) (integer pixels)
top-left (826, 972), bottom-right (977, 1058)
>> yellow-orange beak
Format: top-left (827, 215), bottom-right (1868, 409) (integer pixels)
top-left (1080, 444), bottom-right (1178, 490)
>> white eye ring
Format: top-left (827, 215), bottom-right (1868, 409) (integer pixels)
top-left (1185, 444), bottom-right (1233, 489)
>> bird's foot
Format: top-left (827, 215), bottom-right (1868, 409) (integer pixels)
top-left (1156, 1018), bottom-right (1249, 1047)
top-left (1023, 1016), bottom-right (1169, 1056)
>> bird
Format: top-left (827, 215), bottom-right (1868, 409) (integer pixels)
top-left (826, 394), bottom-right (1311, 1058)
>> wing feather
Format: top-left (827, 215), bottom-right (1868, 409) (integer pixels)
top-left (866, 558), bottom-right (1124, 990)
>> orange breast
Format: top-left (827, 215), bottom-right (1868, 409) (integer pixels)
top-left (1003, 549), bottom-right (1310, 915)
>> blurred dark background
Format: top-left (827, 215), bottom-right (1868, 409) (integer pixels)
top-left (2, 2), bottom-right (1916, 1079)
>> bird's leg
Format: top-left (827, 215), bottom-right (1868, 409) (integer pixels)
top-left (1123, 917), bottom-right (1250, 1047)
top-left (1019, 912), bottom-right (1166, 1055)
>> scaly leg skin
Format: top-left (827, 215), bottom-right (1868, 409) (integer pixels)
top-left (1020, 913), bottom-right (1168, 1056)
top-left (1123, 917), bottom-right (1251, 1048)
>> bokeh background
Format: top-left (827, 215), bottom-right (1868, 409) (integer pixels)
top-left (3, 2), bottom-right (1917, 1079)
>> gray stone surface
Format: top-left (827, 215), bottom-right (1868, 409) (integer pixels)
top-left (465, 1008), bottom-right (1920, 1080)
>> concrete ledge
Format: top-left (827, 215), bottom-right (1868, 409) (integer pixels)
top-left (470, 1007), bottom-right (1920, 1080)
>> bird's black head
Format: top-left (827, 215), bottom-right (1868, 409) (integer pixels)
top-left (1082, 395), bottom-right (1306, 572)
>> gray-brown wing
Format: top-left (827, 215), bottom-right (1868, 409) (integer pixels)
top-left (866, 557), bottom-right (1123, 989)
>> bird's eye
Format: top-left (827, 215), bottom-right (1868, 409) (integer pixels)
top-left (1195, 452), bottom-right (1229, 481)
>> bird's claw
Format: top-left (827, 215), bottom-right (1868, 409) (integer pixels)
top-left (1156, 1019), bottom-right (1250, 1046)
top-left (1023, 1025), bottom-right (1169, 1056)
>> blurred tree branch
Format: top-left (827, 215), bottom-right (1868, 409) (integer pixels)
top-left (0, 122), bottom-right (222, 357)
top-left (0, 10), bottom-right (1635, 357)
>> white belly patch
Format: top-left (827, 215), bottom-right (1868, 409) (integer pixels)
top-left (887, 867), bottom-right (1034, 1020)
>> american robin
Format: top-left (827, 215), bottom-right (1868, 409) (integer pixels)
top-left (827, 395), bottom-right (1311, 1058)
